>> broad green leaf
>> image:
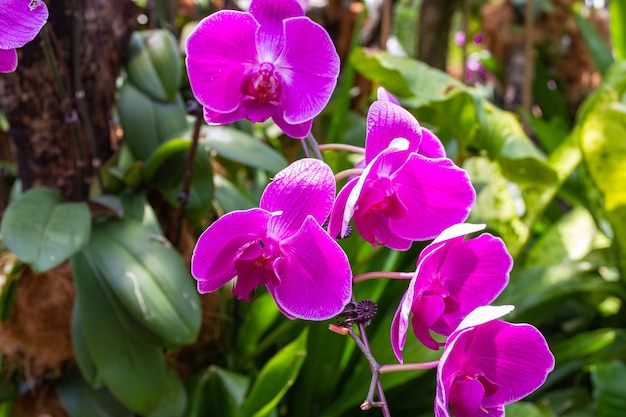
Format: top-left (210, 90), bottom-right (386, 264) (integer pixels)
top-left (71, 305), bottom-right (100, 388)
top-left (56, 369), bottom-right (133, 417)
top-left (238, 328), bottom-right (308, 417)
top-left (72, 250), bottom-right (165, 414)
top-left (525, 206), bottom-right (598, 267)
top-left (184, 366), bottom-right (250, 417)
top-left (506, 402), bottom-right (553, 417)
top-left (350, 49), bottom-right (556, 185)
top-left (86, 219), bottom-right (201, 346)
top-left (236, 292), bottom-right (281, 358)
top-left (119, 191), bottom-right (164, 236)
top-left (580, 80), bottom-right (626, 281)
top-left (148, 366), bottom-right (188, 417)
top-left (126, 30), bottom-right (182, 102)
top-left (0, 187), bottom-right (91, 273)
top-left (464, 156), bottom-right (527, 256)
top-left (573, 11), bottom-right (614, 75)
top-left (199, 125), bottom-right (287, 174)
top-left (610, 1), bottom-right (626, 60)
top-left (591, 361), bottom-right (626, 417)
top-left (118, 82), bottom-right (188, 161)
top-left (214, 175), bottom-right (256, 213)
top-left (143, 138), bottom-right (192, 182)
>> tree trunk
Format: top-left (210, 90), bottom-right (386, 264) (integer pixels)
top-left (417, 0), bottom-right (460, 69)
top-left (0, 0), bottom-right (139, 201)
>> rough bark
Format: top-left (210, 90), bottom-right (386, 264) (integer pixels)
top-left (0, 0), bottom-right (139, 200)
top-left (417, 0), bottom-right (461, 69)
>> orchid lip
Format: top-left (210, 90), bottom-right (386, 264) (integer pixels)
top-left (245, 62), bottom-right (281, 103)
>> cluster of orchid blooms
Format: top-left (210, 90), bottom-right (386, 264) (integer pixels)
top-left (3, 0), bottom-right (554, 415)
top-left (187, 1), bottom-right (554, 416)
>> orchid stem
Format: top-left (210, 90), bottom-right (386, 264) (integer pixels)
top-left (353, 271), bottom-right (414, 284)
top-left (318, 143), bottom-right (366, 155)
top-left (305, 132), bottom-right (324, 160)
top-left (174, 102), bottom-right (202, 247)
top-left (335, 168), bottom-right (364, 182)
top-left (379, 361), bottom-right (439, 374)
top-left (300, 137), bottom-right (311, 158)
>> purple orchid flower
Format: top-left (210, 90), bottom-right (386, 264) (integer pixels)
top-left (0, 0), bottom-right (48, 73)
top-left (185, 0), bottom-right (339, 139)
top-left (191, 158), bottom-right (351, 320)
top-left (328, 100), bottom-right (475, 250)
top-left (435, 305), bottom-right (555, 417)
top-left (390, 223), bottom-right (512, 360)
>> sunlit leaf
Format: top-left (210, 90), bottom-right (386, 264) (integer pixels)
top-left (591, 361), bottom-right (626, 417)
top-left (184, 366), bottom-right (250, 417)
top-left (238, 328), bottom-right (308, 417)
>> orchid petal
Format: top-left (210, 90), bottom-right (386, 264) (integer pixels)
top-left (445, 320), bottom-right (555, 408)
top-left (186, 11), bottom-right (259, 113)
top-left (419, 128), bottom-right (446, 159)
top-left (278, 17), bottom-right (339, 123)
top-left (328, 177), bottom-right (358, 240)
top-left (365, 101), bottom-right (421, 163)
top-left (431, 234), bottom-right (512, 335)
top-left (390, 154), bottom-right (475, 240)
top-left (376, 87), bottom-right (401, 105)
top-left (342, 140), bottom-right (410, 238)
top-left (0, 48), bottom-right (18, 73)
top-left (250, 0), bottom-right (304, 62)
top-left (269, 216), bottom-right (351, 320)
top-left (411, 294), bottom-right (446, 350)
top-left (203, 105), bottom-right (246, 125)
top-left (0, 0), bottom-right (48, 50)
top-left (449, 378), bottom-right (485, 417)
top-left (263, 159), bottom-right (335, 239)
top-left (272, 111), bottom-right (313, 138)
top-left (191, 208), bottom-right (270, 293)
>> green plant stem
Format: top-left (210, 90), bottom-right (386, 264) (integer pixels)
top-left (300, 137), bottom-right (311, 158)
top-left (334, 168), bottom-right (364, 182)
top-left (353, 271), bottom-right (413, 284)
top-left (379, 361), bottom-right (439, 374)
top-left (318, 143), bottom-right (366, 154)
top-left (174, 105), bottom-right (203, 246)
top-left (41, 26), bottom-right (85, 199)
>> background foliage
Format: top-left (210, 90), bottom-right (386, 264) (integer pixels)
top-left (0, 0), bottom-right (625, 416)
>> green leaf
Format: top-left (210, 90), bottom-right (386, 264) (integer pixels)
top-left (505, 402), bottom-right (553, 417)
top-left (71, 305), bottom-right (100, 388)
top-left (125, 30), bottom-right (182, 102)
top-left (0, 187), bottom-right (91, 273)
top-left (118, 82), bottom-right (188, 161)
top-left (0, 256), bottom-right (22, 322)
top-left (154, 147), bottom-right (214, 221)
top-left (72, 249), bottom-right (165, 414)
top-left (199, 125), bottom-right (287, 174)
top-left (56, 369), bottom-right (133, 417)
top-left (573, 11), bottom-right (614, 75)
top-left (580, 79), bottom-right (626, 281)
top-left (591, 361), bottom-right (626, 417)
top-left (214, 175), bottom-right (256, 213)
top-left (235, 292), bottom-right (281, 359)
top-left (143, 138), bottom-right (192, 182)
top-left (119, 191), bottom-right (164, 236)
top-left (86, 219), bottom-right (201, 346)
top-left (610, 1), bottom-right (626, 60)
top-left (147, 366), bottom-right (188, 417)
top-left (525, 206), bottom-right (598, 267)
top-left (184, 366), bottom-right (250, 417)
top-left (238, 328), bottom-right (308, 417)
top-left (350, 49), bottom-right (556, 185)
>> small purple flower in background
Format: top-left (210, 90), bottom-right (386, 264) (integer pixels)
top-left (435, 305), bottom-right (554, 417)
top-left (0, 0), bottom-right (48, 73)
top-left (390, 223), bottom-right (512, 359)
top-left (191, 158), bottom-right (351, 320)
top-left (185, 0), bottom-right (339, 138)
top-left (328, 100), bottom-right (475, 250)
